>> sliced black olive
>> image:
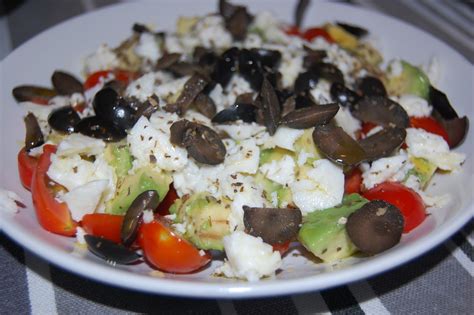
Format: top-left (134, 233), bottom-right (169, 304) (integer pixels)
top-left (226, 6), bottom-right (252, 40)
top-left (243, 206), bottom-right (302, 244)
top-left (24, 113), bottom-right (44, 151)
top-left (51, 71), bottom-right (84, 95)
top-left (313, 123), bottom-right (366, 166)
top-left (312, 62), bottom-right (345, 84)
top-left (85, 235), bottom-right (141, 265)
top-left (132, 23), bottom-right (150, 33)
top-left (336, 22), bottom-right (368, 38)
top-left (356, 76), bottom-right (387, 97)
top-left (280, 103), bottom-right (339, 129)
top-left (303, 48), bottom-right (327, 69)
top-left (351, 96), bottom-right (409, 128)
top-left (346, 200), bottom-right (404, 255)
top-left (330, 82), bottom-right (360, 108)
top-left (93, 88), bottom-right (137, 130)
top-left (212, 47), bottom-right (239, 87)
top-left (12, 85), bottom-right (57, 104)
top-left (295, 92), bottom-right (318, 109)
top-left (164, 73), bottom-right (210, 116)
top-left (259, 77), bottom-right (281, 135)
top-left (429, 85), bottom-right (459, 120)
top-left (155, 53), bottom-right (181, 70)
top-left (359, 127), bottom-right (406, 161)
top-left (212, 103), bottom-right (256, 124)
top-left (239, 49), bottom-right (264, 90)
top-left (294, 71), bottom-right (319, 94)
top-left (250, 48), bottom-right (282, 70)
top-left (48, 105), bottom-right (81, 134)
top-left (76, 116), bottom-right (127, 142)
top-left (294, 0), bottom-right (310, 28)
top-left (193, 93), bottom-right (217, 119)
top-left (281, 95), bottom-right (296, 117)
top-left (235, 92), bottom-right (255, 104)
top-left (171, 120), bottom-right (226, 165)
top-left (121, 190), bottom-right (160, 247)
top-left (169, 62), bottom-right (204, 77)
top-left (133, 94), bottom-right (160, 118)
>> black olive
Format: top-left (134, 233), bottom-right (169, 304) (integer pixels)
top-left (250, 48), bottom-right (282, 69)
top-left (312, 62), bottom-right (345, 84)
top-left (212, 47), bottom-right (240, 88)
top-left (51, 71), bottom-right (84, 95)
top-left (295, 92), bottom-right (317, 109)
top-left (259, 77), bottom-right (281, 135)
top-left (85, 235), bottom-right (141, 265)
top-left (24, 113), bottom-right (44, 151)
top-left (212, 103), bottom-right (256, 124)
top-left (48, 105), bottom-right (81, 134)
top-left (12, 85), bottom-right (57, 104)
top-left (280, 103), bottom-right (339, 129)
top-left (76, 116), bottom-right (127, 142)
top-left (330, 82), bottom-right (360, 108)
top-left (351, 96), bottom-right (409, 128)
top-left (336, 22), bottom-right (368, 38)
top-left (359, 127), bottom-right (406, 161)
top-left (239, 49), bottom-right (264, 90)
top-left (93, 87), bottom-right (137, 130)
top-left (294, 71), bottom-right (319, 94)
top-left (356, 76), bottom-right (387, 97)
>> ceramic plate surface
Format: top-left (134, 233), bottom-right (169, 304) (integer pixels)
top-left (0, 0), bottom-right (472, 298)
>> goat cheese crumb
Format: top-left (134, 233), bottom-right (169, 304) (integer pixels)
top-left (259, 155), bottom-right (296, 186)
top-left (334, 106), bottom-right (361, 139)
top-left (362, 152), bottom-right (413, 190)
top-left (215, 231), bottom-right (281, 282)
top-left (142, 210), bottom-right (155, 224)
top-left (61, 180), bottom-right (109, 221)
top-left (398, 94), bottom-right (432, 117)
top-left (263, 127), bottom-right (304, 152)
top-left (75, 227), bottom-right (87, 245)
top-left (290, 159), bottom-right (344, 214)
top-left (406, 128), bottom-right (465, 171)
top-left (83, 44), bottom-right (119, 74)
top-left (0, 189), bottom-right (24, 215)
top-left (56, 134), bottom-right (106, 157)
top-left (135, 32), bottom-right (162, 64)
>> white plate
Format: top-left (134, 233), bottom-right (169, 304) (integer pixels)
top-left (0, 0), bottom-right (472, 298)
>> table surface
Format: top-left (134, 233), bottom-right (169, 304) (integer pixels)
top-left (1, 0), bottom-right (473, 314)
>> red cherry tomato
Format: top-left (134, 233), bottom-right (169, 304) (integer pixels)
top-left (344, 168), bottom-right (362, 195)
top-left (139, 219), bottom-right (211, 273)
top-left (272, 241), bottom-right (291, 256)
top-left (83, 70), bottom-right (138, 90)
top-left (31, 145), bottom-right (77, 236)
top-left (363, 181), bottom-right (426, 233)
top-left (302, 27), bottom-right (334, 43)
top-left (156, 185), bottom-right (179, 216)
top-left (410, 117), bottom-right (450, 144)
top-left (81, 213), bottom-right (124, 243)
top-left (17, 147), bottom-right (38, 190)
top-left (284, 25), bottom-right (301, 36)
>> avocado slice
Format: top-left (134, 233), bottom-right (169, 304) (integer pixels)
top-left (171, 193), bottom-right (232, 251)
top-left (298, 193), bottom-right (368, 262)
top-left (104, 143), bottom-right (133, 178)
top-left (406, 156), bottom-right (437, 189)
top-left (386, 60), bottom-right (430, 99)
top-left (259, 147), bottom-right (294, 166)
top-left (254, 172), bottom-right (294, 208)
top-left (293, 129), bottom-right (322, 166)
top-left (106, 165), bottom-right (172, 215)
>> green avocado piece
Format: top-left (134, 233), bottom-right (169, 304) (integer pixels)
top-left (293, 129), bottom-right (322, 166)
top-left (106, 165), bottom-right (172, 215)
top-left (104, 143), bottom-right (133, 178)
top-left (405, 156), bottom-right (437, 189)
top-left (298, 194), bottom-right (368, 262)
top-left (172, 193), bottom-right (232, 251)
top-left (254, 172), bottom-right (294, 208)
top-left (386, 60), bottom-right (430, 99)
top-left (259, 147), bottom-right (294, 166)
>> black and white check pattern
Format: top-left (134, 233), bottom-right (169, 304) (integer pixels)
top-left (1, 1), bottom-right (472, 314)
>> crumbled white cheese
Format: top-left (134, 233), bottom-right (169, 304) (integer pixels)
top-left (290, 159), bottom-right (344, 214)
top-left (224, 75), bottom-right (253, 105)
top-left (194, 15), bottom-right (232, 50)
top-left (297, 150), bottom-right (315, 166)
top-left (334, 106), bottom-right (361, 139)
top-left (135, 32), bottom-right (162, 64)
top-left (215, 231), bottom-right (281, 282)
top-left (406, 128), bottom-right (465, 171)
top-left (215, 123), bottom-right (268, 142)
top-left (310, 81), bottom-right (331, 104)
top-left (388, 59), bottom-right (403, 77)
top-left (243, 33), bottom-right (263, 49)
top-left (142, 210), bottom-right (155, 224)
top-left (224, 138), bottom-right (260, 175)
top-left (183, 110), bottom-right (212, 127)
top-left (125, 72), bottom-right (158, 102)
top-left (61, 180), bottom-right (108, 221)
top-left (251, 11), bottom-right (290, 44)
top-left (209, 84), bottom-right (228, 113)
top-left (279, 50), bottom-right (304, 88)
top-left (259, 155), bottom-right (296, 186)
top-left (263, 127), bottom-right (304, 152)
top-left (83, 44), bottom-right (119, 75)
top-left (164, 35), bottom-right (185, 54)
top-left (0, 189), bottom-right (23, 215)
top-left (128, 115), bottom-right (188, 172)
top-left (362, 152), bottom-right (413, 190)
top-left (398, 94), bottom-right (432, 117)
top-left (403, 174), bottom-right (450, 209)
top-left (56, 134), bottom-right (106, 157)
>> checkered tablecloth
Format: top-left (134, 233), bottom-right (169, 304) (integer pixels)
top-left (1, 1), bottom-right (472, 314)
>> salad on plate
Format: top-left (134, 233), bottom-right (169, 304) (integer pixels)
top-left (4, 0), bottom-right (469, 282)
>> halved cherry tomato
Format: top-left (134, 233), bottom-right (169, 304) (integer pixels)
top-left (273, 241), bottom-right (291, 256)
top-left (83, 70), bottom-right (138, 90)
top-left (31, 145), bottom-right (77, 236)
top-left (362, 181), bottom-right (426, 233)
top-left (17, 147), bottom-right (38, 190)
top-left (81, 213), bottom-right (124, 243)
top-left (284, 25), bottom-right (301, 36)
top-left (410, 116), bottom-right (450, 144)
top-left (344, 168), bottom-right (362, 194)
top-left (302, 27), bottom-right (334, 43)
top-left (139, 219), bottom-right (211, 273)
top-left (156, 185), bottom-right (179, 216)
